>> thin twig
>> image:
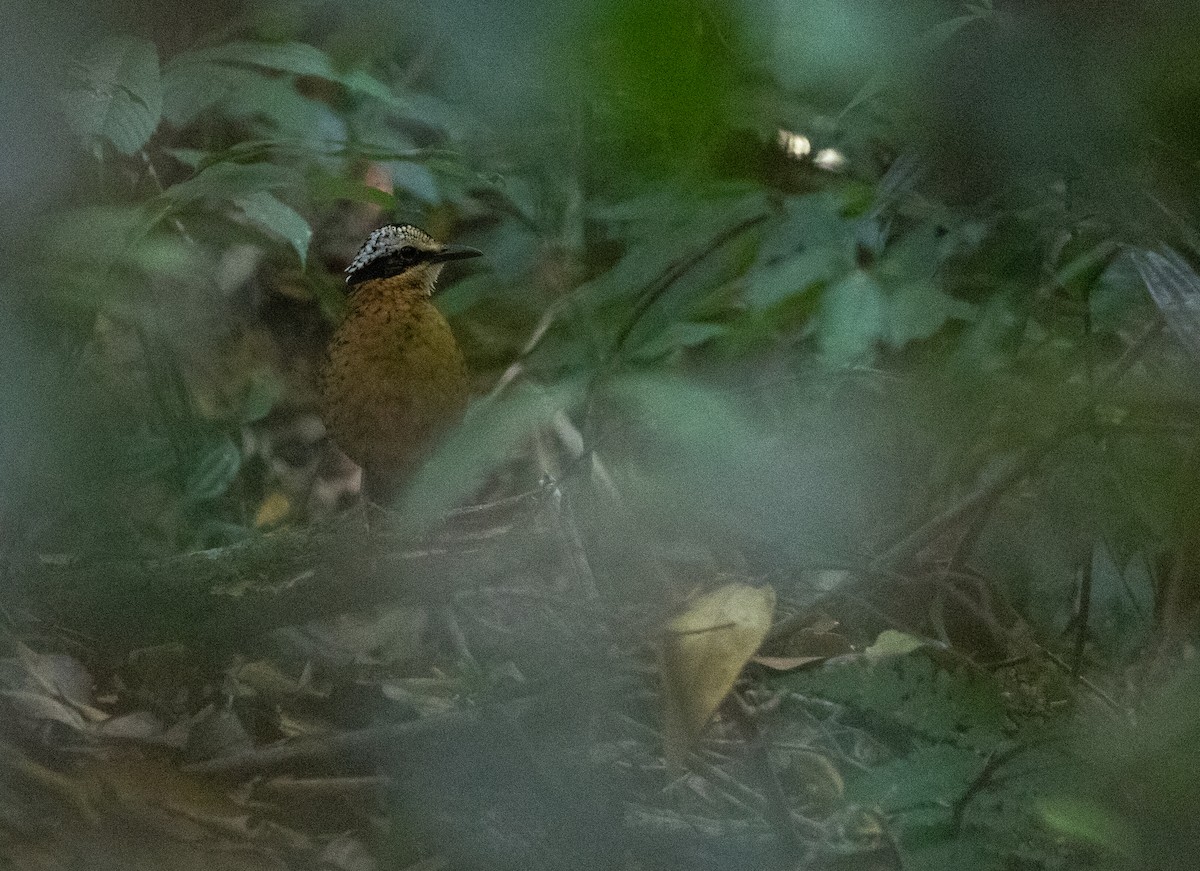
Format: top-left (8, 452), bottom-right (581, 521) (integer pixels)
top-left (548, 477), bottom-right (600, 598)
top-left (183, 709), bottom-right (476, 776)
top-left (1038, 647), bottom-right (1127, 718)
top-left (258, 774), bottom-right (391, 797)
top-left (728, 696), bottom-right (809, 850)
top-left (605, 212), bottom-right (770, 373)
top-left (487, 305), bottom-right (561, 400)
top-left (438, 605), bottom-right (479, 672)
top-left (1071, 557), bottom-right (1093, 680)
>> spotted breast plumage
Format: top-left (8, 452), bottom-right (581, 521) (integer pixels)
top-left (320, 224), bottom-right (481, 502)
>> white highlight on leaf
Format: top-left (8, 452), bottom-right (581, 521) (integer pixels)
top-left (777, 128), bottom-right (812, 160)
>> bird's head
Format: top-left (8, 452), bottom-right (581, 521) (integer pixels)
top-left (344, 224), bottom-right (482, 295)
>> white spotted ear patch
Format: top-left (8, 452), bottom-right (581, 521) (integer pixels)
top-left (345, 224), bottom-right (436, 276)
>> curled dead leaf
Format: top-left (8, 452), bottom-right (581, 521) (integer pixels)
top-left (661, 582), bottom-right (776, 762)
top-left (753, 630), bottom-right (853, 671)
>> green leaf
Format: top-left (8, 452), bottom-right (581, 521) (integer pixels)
top-left (167, 41), bottom-right (402, 107)
top-left (1038, 796), bottom-right (1133, 852)
top-left (887, 281), bottom-right (972, 347)
top-left (583, 0), bottom-right (742, 169)
top-left (601, 373), bottom-right (884, 561)
top-left (233, 191), bottom-right (312, 267)
top-left (772, 1), bottom-right (900, 96)
top-left (391, 161), bottom-right (441, 203)
top-left (1090, 255), bottom-right (1145, 334)
top-left (161, 57), bottom-right (251, 127)
top-left (435, 273), bottom-right (502, 317)
top-left (162, 162), bottom-right (296, 206)
top-left (399, 383), bottom-right (578, 528)
top-left (581, 187), bottom-right (767, 311)
top-left (163, 148), bottom-right (206, 169)
top-left (951, 291), bottom-right (1025, 371)
top-left (162, 59), bottom-right (331, 133)
top-left (1088, 543), bottom-right (1153, 659)
top-left (61, 36), bottom-right (162, 154)
top-left (756, 192), bottom-right (859, 265)
top-left (306, 172), bottom-right (396, 208)
top-left (402, 93), bottom-right (481, 139)
top-left (607, 374), bottom-right (761, 473)
top-left (630, 321), bottom-right (727, 360)
top-left (38, 206), bottom-right (200, 310)
top-left (602, 373), bottom-right (787, 533)
top-left (818, 269), bottom-right (885, 362)
top-left (745, 248), bottom-right (842, 309)
top-left (42, 205), bottom-right (149, 265)
top-left (848, 744), bottom-right (986, 813)
top-left (785, 656), bottom-right (1008, 749)
top-left (838, 8), bottom-right (991, 118)
top-left (237, 370), bottom-right (284, 425)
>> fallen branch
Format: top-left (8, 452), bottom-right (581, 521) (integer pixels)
top-left (4, 511), bottom-right (559, 654)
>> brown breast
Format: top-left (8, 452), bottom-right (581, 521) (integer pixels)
top-left (320, 275), bottom-right (468, 498)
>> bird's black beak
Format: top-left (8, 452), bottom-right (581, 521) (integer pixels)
top-left (429, 245), bottom-right (483, 263)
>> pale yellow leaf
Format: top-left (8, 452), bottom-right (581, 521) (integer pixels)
top-left (862, 629), bottom-right (929, 661)
top-left (661, 583), bottom-right (776, 761)
top-left (253, 491), bottom-right (291, 528)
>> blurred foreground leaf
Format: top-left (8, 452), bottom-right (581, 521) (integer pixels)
top-left (1129, 246), bottom-right (1200, 366)
top-left (39, 205), bottom-right (199, 310)
top-left (61, 36), bottom-right (162, 155)
top-left (399, 383), bottom-right (578, 529)
top-left (1038, 796), bottom-right (1132, 854)
top-left (185, 435), bottom-right (241, 503)
top-left (583, 0), bottom-right (743, 170)
top-left (162, 40), bottom-right (404, 129)
top-left (1046, 665), bottom-right (1200, 870)
top-left (819, 268), bottom-right (886, 362)
top-left (232, 191), bottom-right (311, 267)
top-left (175, 41), bottom-right (399, 104)
top-left (162, 161), bottom-right (297, 206)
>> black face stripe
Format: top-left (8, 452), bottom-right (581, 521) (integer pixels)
top-left (345, 247), bottom-right (435, 287)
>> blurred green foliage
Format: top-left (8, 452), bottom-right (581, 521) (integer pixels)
top-left (3, 0), bottom-right (1200, 867)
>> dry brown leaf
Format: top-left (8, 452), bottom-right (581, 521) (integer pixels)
top-left (661, 582), bottom-right (775, 762)
top-left (754, 629), bottom-right (853, 671)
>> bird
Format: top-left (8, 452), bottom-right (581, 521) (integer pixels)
top-left (319, 223), bottom-right (481, 503)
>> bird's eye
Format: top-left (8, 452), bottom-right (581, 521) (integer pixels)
top-left (398, 245), bottom-right (417, 258)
